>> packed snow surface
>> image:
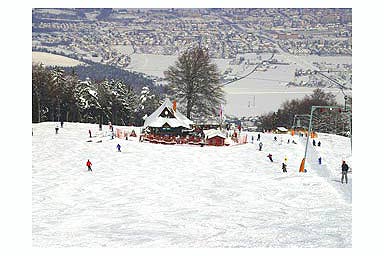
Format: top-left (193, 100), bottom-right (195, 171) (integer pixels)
top-left (32, 122), bottom-right (351, 247)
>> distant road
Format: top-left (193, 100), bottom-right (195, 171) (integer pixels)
top-left (221, 53), bottom-right (275, 86)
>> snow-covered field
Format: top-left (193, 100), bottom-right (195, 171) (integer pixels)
top-left (127, 53), bottom-right (351, 116)
top-left (30, 49), bottom-right (351, 116)
top-left (32, 52), bottom-right (85, 67)
top-left (32, 122), bottom-right (352, 247)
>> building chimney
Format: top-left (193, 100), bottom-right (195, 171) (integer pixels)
top-left (173, 100), bottom-right (177, 112)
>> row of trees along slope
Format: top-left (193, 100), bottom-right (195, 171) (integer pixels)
top-left (32, 63), bottom-right (160, 126)
top-left (259, 88), bottom-right (352, 136)
top-left (33, 46), bottom-right (226, 125)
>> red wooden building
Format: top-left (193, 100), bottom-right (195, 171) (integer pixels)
top-left (205, 129), bottom-right (227, 146)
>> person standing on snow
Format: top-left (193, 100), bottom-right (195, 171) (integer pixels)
top-left (282, 162), bottom-right (287, 172)
top-left (318, 157), bottom-right (322, 165)
top-left (267, 153), bottom-right (273, 162)
top-left (89, 129), bottom-right (92, 138)
top-left (257, 133), bottom-right (261, 141)
top-left (55, 124), bottom-right (59, 134)
top-left (60, 121), bottom-right (64, 128)
top-left (341, 160), bottom-right (349, 184)
top-left (318, 141), bottom-right (321, 147)
top-left (313, 139), bottom-right (316, 146)
top-left (86, 159), bottom-right (92, 172)
top-left (251, 135), bottom-right (254, 144)
top-left (117, 144), bottom-right (121, 152)
top-left (259, 142), bottom-right (263, 151)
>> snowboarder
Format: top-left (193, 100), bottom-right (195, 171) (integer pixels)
top-left (55, 124), bottom-right (59, 134)
top-left (86, 159), bottom-right (92, 172)
top-left (116, 144), bottom-right (121, 152)
top-left (313, 139), bottom-right (316, 146)
top-left (341, 160), bottom-right (349, 184)
top-left (257, 133), bottom-right (261, 141)
top-left (267, 153), bottom-right (273, 162)
top-left (318, 141), bottom-right (321, 147)
top-left (318, 157), bottom-right (322, 165)
top-left (60, 121), bottom-right (64, 128)
top-left (282, 162), bottom-right (287, 172)
top-left (89, 129), bottom-right (92, 138)
top-left (259, 142), bottom-right (263, 151)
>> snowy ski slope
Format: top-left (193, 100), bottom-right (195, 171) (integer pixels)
top-left (32, 122), bottom-right (351, 247)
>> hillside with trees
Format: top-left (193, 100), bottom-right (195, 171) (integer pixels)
top-left (259, 89), bottom-right (352, 136)
top-left (32, 64), bottom-right (161, 126)
top-left (62, 63), bottom-right (160, 94)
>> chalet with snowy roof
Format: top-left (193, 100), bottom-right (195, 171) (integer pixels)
top-left (143, 98), bottom-right (193, 136)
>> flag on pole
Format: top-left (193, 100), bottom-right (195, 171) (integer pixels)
top-left (219, 104), bottom-right (223, 119)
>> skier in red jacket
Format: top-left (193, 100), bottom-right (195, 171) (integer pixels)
top-left (86, 159), bottom-right (92, 172)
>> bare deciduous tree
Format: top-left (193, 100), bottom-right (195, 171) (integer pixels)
top-left (164, 46), bottom-right (225, 119)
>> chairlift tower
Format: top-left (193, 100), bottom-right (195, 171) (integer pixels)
top-left (299, 105), bottom-right (343, 173)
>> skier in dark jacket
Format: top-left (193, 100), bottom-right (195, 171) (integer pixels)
top-left (341, 161), bottom-right (349, 184)
top-left (259, 142), bottom-right (263, 151)
top-left (318, 141), bottom-right (321, 147)
top-left (282, 162), bottom-right (287, 172)
top-left (60, 121), bottom-right (64, 128)
top-left (313, 139), bottom-right (316, 146)
top-left (257, 133), bottom-right (261, 141)
top-left (55, 124), bottom-right (59, 134)
top-left (89, 129), bottom-right (92, 138)
top-left (267, 153), bottom-right (273, 162)
top-left (318, 157), bottom-right (322, 165)
top-left (117, 144), bottom-right (121, 152)
top-left (86, 159), bottom-right (92, 172)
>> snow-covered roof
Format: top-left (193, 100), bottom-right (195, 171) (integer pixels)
top-left (143, 98), bottom-right (193, 129)
top-left (204, 129), bottom-right (226, 139)
top-left (276, 127), bottom-right (288, 132)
